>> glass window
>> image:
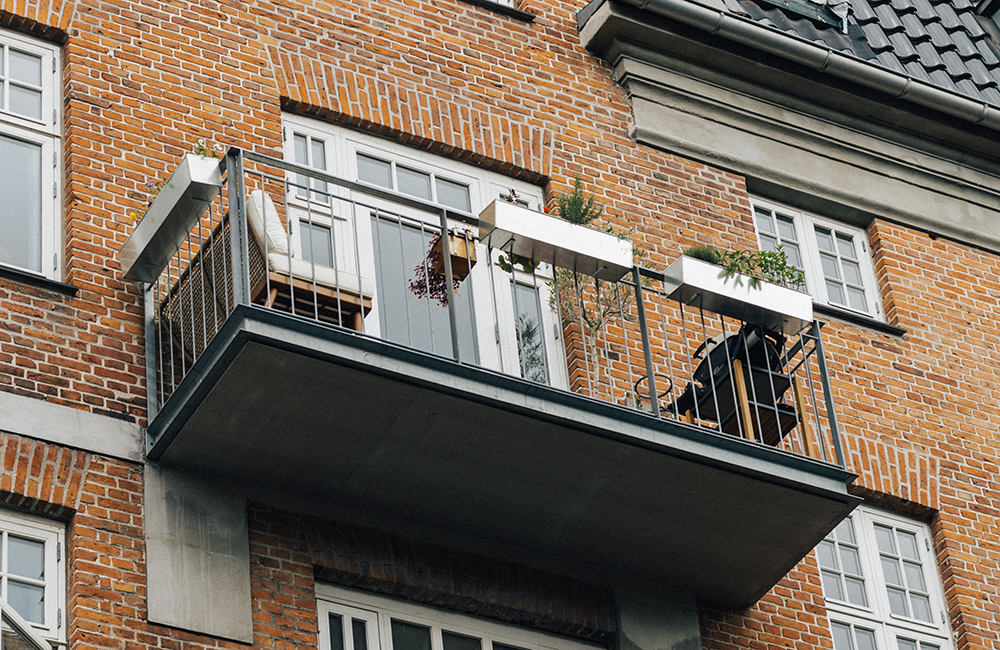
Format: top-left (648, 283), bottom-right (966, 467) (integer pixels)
top-left (818, 507), bottom-right (950, 650)
top-left (0, 31), bottom-right (60, 280)
top-left (511, 282), bottom-right (549, 384)
top-left (752, 199), bottom-right (881, 319)
top-left (0, 510), bottom-right (64, 642)
top-left (317, 585), bottom-right (600, 650)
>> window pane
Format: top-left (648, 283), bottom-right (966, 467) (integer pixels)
top-left (329, 614), bottom-right (345, 650)
top-left (847, 287), bottom-right (866, 311)
top-left (777, 215), bottom-right (796, 240)
top-left (874, 525), bottom-right (896, 554)
top-left (831, 622), bottom-right (854, 650)
top-left (897, 531), bottom-right (920, 561)
top-left (311, 139), bottom-right (327, 170)
top-left (826, 280), bottom-right (845, 305)
top-left (782, 242), bottom-right (802, 268)
top-left (1, 612), bottom-right (40, 650)
top-left (887, 586), bottom-right (909, 616)
top-left (0, 133), bottom-right (42, 272)
top-left (352, 618), bottom-right (368, 650)
top-left (903, 561), bottom-right (925, 591)
top-left (300, 221), bottom-right (334, 268)
top-left (755, 209), bottom-right (775, 234)
top-left (294, 134), bottom-right (309, 198)
top-left (358, 154), bottom-right (392, 188)
top-left (820, 253), bottom-right (840, 279)
top-left (845, 577), bottom-right (867, 607)
top-left (442, 631), bottom-right (481, 650)
top-left (397, 166), bottom-right (432, 200)
top-left (843, 260), bottom-right (862, 285)
top-left (371, 217), bottom-right (478, 363)
top-left (881, 556), bottom-right (903, 586)
top-left (7, 580), bottom-right (44, 624)
top-left (910, 593), bottom-right (932, 622)
top-left (835, 518), bottom-right (856, 544)
top-left (391, 620), bottom-right (432, 650)
top-left (9, 50), bottom-right (41, 86)
top-left (821, 570), bottom-right (844, 601)
top-left (436, 177), bottom-right (471, 212)
top-left (897, 639), bottom-right (917, 650)
top-left (837, 233), bottom-right (856, 259)
top-left (841, 546), bottom-right (862, 575)
top-left (494, 643), bottom-right (529, 650)
top-left (855, 628), bottom-right (877, 650)
top-left (512, 282), bottom-right (549, 384)
top-left (760, 235), bottom-right (779, 252)
top-left (9, 85), bottom-right (41, 121)
top-left (817, 540), bottom-right (838, 569)
top-left (815, 227), bottom-right (835, 252)
top-left (8, 536), bottom-right (44, 580)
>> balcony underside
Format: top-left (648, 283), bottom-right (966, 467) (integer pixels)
top-left (147, 305), bottom-right (857, 607)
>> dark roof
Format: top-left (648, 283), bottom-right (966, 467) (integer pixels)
top-left (723, 0), bottom-right (1000, 106)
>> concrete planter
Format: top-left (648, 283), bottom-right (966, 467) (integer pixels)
top-left (478, 199), bottom-right (632, 281)
top-left (662, 255), bottom-right (813, 334)
top-left (121, 154), bottom-right (224, 283)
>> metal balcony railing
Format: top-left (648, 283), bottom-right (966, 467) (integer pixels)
top-left (121, 148), bottom-right (846, 468)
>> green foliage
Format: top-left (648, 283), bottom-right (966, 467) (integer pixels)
top-left (684, 245), bottom-right (805, 289)
top-left (555, 175), bottom-right (602, 225)
top-left (497, 253), bottom-right (541, 274)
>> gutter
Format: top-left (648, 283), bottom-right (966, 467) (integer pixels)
top-left (582, 0), bottom-right (1000, 131)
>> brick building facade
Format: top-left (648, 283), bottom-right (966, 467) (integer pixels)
top-left (0, 3), bottom-right (998, 650)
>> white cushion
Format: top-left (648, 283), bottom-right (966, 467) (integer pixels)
top-left (267, 253), bottom-right (375, 300)
top-left (247, 189), bottom-right (290, 256)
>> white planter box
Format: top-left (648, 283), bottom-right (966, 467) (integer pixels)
top-left (478, 199), bottom-right (633, 281)
top-left (662, 256), bottom-right (813, 334)
top-left (121, 154), bottom-right (224, 283)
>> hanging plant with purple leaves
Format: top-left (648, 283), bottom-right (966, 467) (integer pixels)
top-left (409, 233), bottom-right (462, 307)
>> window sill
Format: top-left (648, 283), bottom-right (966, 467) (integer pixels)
top-left (0, 265), bottom-right (78, 297)
top-left (814, 303), bottom-right (905, 337)
top-left (456, 0), bottom-right (536, 22)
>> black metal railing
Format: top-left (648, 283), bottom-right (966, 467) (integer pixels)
top-left (127, 147), bottom-right (846, 467)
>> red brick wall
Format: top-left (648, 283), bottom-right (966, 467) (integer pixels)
top-left (0, 1), bottom-right (999, 650)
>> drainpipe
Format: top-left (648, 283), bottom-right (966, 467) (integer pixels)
top-left (595, 0), bottom-right (1000, 131)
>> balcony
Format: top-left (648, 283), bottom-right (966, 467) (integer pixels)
top-left (121, 149), bottom-right (857, 607)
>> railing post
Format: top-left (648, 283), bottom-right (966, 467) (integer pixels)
top-left (439, 208), bottom-right (461, 362)
top-left (633, 266), bottom-right (660, 417)
top-left (812, 321), bottom-right (846, 468)
top-left (227, 148), bottom-right (251, 306)
top-left (144, 283), bottom-right (159, 421)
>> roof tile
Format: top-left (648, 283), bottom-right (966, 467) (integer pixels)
top-left (889, 31), bottom-right (920, 59)
top-left (875, 50), bottom-right (908, 72)
top-left (965, 58), bottom-right (1000, 86)
top-left (889, 0), bottom-right (915, 13)
top-left (951, 0), bottom-right (974, 9)
top-left (955, 78), bottom-right (982, 98)
top-left (975, 38), bottom-right (1000, 66)
top-left (925, 22), bottom-right (953, 49)
top-left (958, 11), bottom-right (986, 38)
top-left (927, 67), bottom-right (959, 90)
top-left (950, 30), bottom-right (980, 58)
top-left (915, 41), bottom-right (946, 69)
top-left (874, 4), bottom-right (905, 31)
top-left (933, 2), bottom-right (963, 30)
top-left (982, 86), bottom-right (1000, 104)
top-left (904, 59), bottom-right (934, 82)
top-left (852, 0), bottom-right (879, 24)
top-left (861, 22), bottom-right (894, 51)
top-left (900, 13), bottom-right (930, 40)
top-left (941, 49), bottom-right (973, 78)
top-left (909, 0), bottom-right (938, 20)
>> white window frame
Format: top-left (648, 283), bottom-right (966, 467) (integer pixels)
top-left (0, 509), bottom-right (65, 644)
top-left (818, 506), bottom-right (952, 650)
top-left (282, 115), bottom-right (567, 389)
top-left (750, 198), bottom-right (882, 320)
top-left (0, 29), bottom-right (61, 281)
top-left (317, 584), bottom-right (601, 650)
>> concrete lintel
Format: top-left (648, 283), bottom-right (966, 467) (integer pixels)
top-left (0, 391), bottom-right (143, 462)
top-left (145, 464), bottom-right (253, 643)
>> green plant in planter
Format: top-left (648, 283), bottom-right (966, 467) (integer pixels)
top-left (683, 244), bottom-right (805, 290)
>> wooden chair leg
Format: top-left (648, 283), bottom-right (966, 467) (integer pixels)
top-left (352, 310), bottom-right (363, 332)
top-left (268, 287), bottom-right (279, 308)
top-left (683, 409), bottom-right (694, 424)
top-left (732, 359), bottom-right (756, 442)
